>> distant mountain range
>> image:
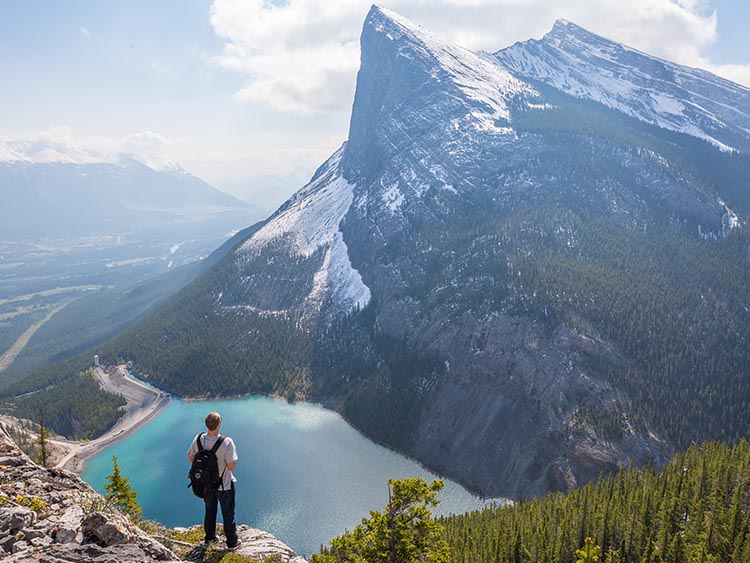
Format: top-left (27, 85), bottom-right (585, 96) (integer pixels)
top-left (0, 156), bottom-right (253, 240)
top-left (14, 6), bottom-right (750, 498)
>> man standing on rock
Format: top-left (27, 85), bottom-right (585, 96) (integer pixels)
top-left (187, 411), bottom-right (240, 549)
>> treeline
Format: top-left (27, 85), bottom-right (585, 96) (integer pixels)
top-left (440, 440), bottom-right (750, 563)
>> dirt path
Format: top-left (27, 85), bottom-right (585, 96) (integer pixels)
top-left (0, 302), bottom-right (70, 372)
top-left (54, 365), bottom-right (170, 471)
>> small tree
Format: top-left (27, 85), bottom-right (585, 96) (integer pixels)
top-left (576, 537), bottom-right (601, 563)
top-left (104, 455), bottom-right (142, 517)
top-left (313, 478), bottom-right (451, 563)
top-left (36, 409), bottom-right (49, 468)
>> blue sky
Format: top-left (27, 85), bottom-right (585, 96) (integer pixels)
top-left (1, 0), bottom-right (748, 204)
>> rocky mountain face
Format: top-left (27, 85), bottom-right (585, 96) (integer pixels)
top-left (0, 429), bottom-right (307, 562)
top-left (92, 6), bottom-right (750, 498)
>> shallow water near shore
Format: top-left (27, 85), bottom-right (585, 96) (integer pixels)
top-left (82, 396), bottom-right (497, 557)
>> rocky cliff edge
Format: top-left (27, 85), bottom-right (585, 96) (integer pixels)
top-left (0, 429), bottom-right (308, 563)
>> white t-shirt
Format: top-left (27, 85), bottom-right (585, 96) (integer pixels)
top-left (188, 433), bottom-right (238, 492)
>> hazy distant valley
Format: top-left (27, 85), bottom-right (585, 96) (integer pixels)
top-left (0, 157), bottom-right (261, 384)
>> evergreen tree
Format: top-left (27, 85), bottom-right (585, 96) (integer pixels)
top-left (577, 537), bottom-right (602, 563)
top-left (104, 455), bottom-right (141, 517)
top-left (313, 478), bottom-right (451, 563)
top-left (36, 408), bottom-right (49, 468)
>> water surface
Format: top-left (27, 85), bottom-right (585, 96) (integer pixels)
top-left (82, 396), bottom-right (496, 556)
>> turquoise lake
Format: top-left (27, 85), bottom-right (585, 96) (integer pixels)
top-left (82, 396), bottom-right (496, 557)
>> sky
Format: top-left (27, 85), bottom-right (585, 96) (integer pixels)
top-left (1, 0), bottom-right (749, 206)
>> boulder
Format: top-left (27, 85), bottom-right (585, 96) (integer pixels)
top-left (82, 512), bottom-right (132, 546)
top-left (0, 507), bottom-right (36, 533)
top-left (234, 525), bottom-right (309, 563)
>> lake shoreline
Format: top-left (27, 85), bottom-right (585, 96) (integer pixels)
top-left (80, 394), bottom-right (499, 557)
top-left (55, 364), bottom-right (171, 473)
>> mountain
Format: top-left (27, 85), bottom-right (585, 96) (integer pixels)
top-left (20, 7), bottom-right (750, 498)
top-left (495, 19), bottom-right (750, 152)
top-left (0, 157), bottom-right (251, 240)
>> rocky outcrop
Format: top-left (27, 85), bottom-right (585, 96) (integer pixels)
top-left (0, 430), bottom-right (308, 562)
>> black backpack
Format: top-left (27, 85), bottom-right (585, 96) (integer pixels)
top-left (187, 433), bottom-right (225, 499)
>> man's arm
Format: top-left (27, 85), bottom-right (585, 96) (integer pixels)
top-left (225, 438), bottom-right (238, 471)
top-left (187, 434), bottom-right (198, 463)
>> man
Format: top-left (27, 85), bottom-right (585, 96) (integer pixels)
top-left (187, 411), bottom-right (240, 549)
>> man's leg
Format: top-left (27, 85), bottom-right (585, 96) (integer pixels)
top-left (219, 484), bottom-right (238, 547)
top-left (204, 495), bottom-right (219, 542)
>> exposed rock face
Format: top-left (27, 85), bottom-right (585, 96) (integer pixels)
top-left (0, 430), bottom-right (307, 562)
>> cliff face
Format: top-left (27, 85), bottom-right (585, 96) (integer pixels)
top-left (0, 430), bottom-right (307, 563)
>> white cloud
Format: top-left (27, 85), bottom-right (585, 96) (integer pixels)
top-left (80, 27), bottom-right (90, 38)
top-left (208, 0), bottom-right (749, 115)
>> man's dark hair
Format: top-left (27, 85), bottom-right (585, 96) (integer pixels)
top-left (205, 412), bottom-right (222, 431)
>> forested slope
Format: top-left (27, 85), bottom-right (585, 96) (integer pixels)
top-left (441, 440), bottom-right (750, 563)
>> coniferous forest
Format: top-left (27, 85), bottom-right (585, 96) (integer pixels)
top-left (440, 440), bottom-right (750, 563)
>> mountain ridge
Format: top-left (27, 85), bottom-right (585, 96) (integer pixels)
top-left (495, 17), bottom-right (750, 152)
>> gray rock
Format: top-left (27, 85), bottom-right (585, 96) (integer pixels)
top-left (0, 456), bottom-right (26, 467)
top-left (55, 526), bottom-right (80, 544)
top-left (11, 540), bottom-right (28, 553)
top-left (22, 528), bottom-right (46, 541)
top-left (0, 535), bottom-right (17, 553)
top-left (51, 503), bottom-right (83, 531)
top-left (6, 542), bottom-right (159, 563)
top-left (82, 512), bottom-right (132, 547)
top-left (234, 525), bottom-right (309, 563)
top-left (26, 477), bottom-right (43, 490)
top-left (30, 535), bottom-right (53, 548)
top-left (5, 507), bottom-right (36, 532)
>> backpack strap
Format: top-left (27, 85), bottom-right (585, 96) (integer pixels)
top-left (196, 433), bottom-right (205, 451)
top-left (209, 436), bottom-right (225, 454)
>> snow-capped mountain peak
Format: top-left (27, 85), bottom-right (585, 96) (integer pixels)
top-left (355, 6), bottom-right (534, 131)
top-left (496, 19), bottom-right (750, 152)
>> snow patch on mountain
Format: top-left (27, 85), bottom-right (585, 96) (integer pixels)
top-left (239, 146), bottom-right (371, 314)
top-left (308, 231), bottom-right (371, 313)
top-left (242, 150), bottom-right (352, 258)
top-left (382, 184), bottom-right (405, 213)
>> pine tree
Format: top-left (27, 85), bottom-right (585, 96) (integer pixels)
top-left (576, 537), bottom-right (601, 563)
top-left (104, 455), bottom-right (141, 517)
top-left (312, 478), bottom-right (451, 563)
top-left (36, 408), bottom-right (49, 468)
